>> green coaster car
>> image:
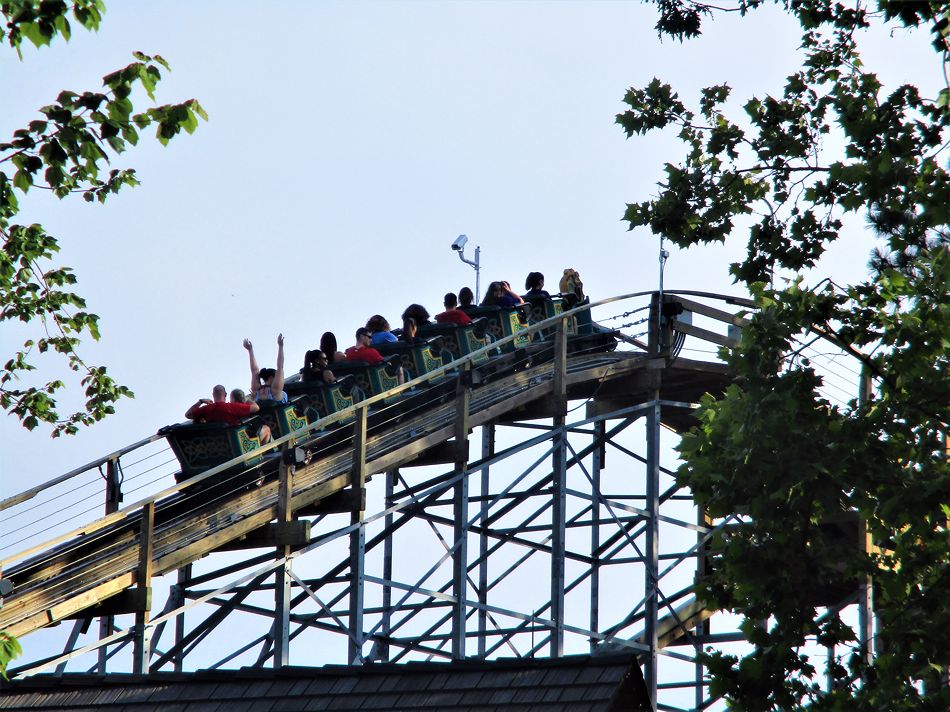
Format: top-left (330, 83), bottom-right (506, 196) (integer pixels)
top-left (320, 356), bottom-right (402, 397)
top-left (418, 319), bottom-right (492, 365)
top-left (459, 305), bottom-right (531, 352)
top-left (285, 373), bottom-right (357, 424)
top-left (161, 420), bottom-right (278, 486)
top-left (375, 337), bottom-right (449, 380)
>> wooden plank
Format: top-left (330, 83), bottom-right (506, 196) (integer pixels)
top-left (674, 295), bottom-right (750, 327)
top-left (674, 321), bottom-right (739, 348)
top-left (656, 598), bottom-right (711, 650)
top-left (7, 574), bottom-right (134, 638)
top-left (397, 441), bottom-right (462, 468)
top-left (497, 397), bottom-right (566, 423)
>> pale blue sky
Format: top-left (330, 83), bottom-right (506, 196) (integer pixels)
top-left (2, 0), bottom-right (945, 683)
top-left (0, 1), bottom-right (941, 493)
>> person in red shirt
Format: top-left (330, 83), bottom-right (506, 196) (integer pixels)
top-left (185, 385), bottom-right (259, 426)
top-left (435, 292), bottom-right (472, 326)
top-left (344, 327), bottom-right (385, 365)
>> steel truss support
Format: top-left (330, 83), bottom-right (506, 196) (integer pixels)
top-left (156, 398), bottom-right (702, 680)
top-left (32, 399), bottom-right (720, 712)
top-left (33, 358), bottom-right (736, 712)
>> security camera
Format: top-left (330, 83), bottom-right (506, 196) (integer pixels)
top-left (451, 234), bottom-right (468, 252)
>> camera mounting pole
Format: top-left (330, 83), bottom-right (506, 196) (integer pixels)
top-left (451, 234), bottom-right (481, 301)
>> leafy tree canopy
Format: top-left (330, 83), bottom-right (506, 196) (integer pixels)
top-left (0, 0), bottom-right (206, 435)
top-left (620, 1), bottom-right (949, 709)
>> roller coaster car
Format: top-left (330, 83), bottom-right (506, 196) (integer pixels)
top-left (459, 304), bottom-right (532, 353)
top-left (418, 318), bottom-right (492, 364)
top-left (160, 420), bottom-right (280, 487)
top-left (252, 399), bottom-right (312, 440)
top-left (320, 355), bottom-right (402, 397)
top-left (375, 337), bottom-right (450, 380)
top-left (525, 295), bottom-right (618, 356)
top-left (285, 373), bottom-right (358, 423)
top-left (523, 294), bottom-right (576, 337)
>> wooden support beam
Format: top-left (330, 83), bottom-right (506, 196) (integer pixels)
top-left (396, 440), bottom-right (463, 468)
top-left (296, 488), bottom-right (364, 516)
top-left (496, 397), bottom-right (567, 423)
top-left (63, 588), bottom-right (150, 620)
top-left (673, 321), bottom-right (739, 348)
top-left (216, 521), bottom-right (311, 551)
top-left (552, 317), bottom-right (568, 408)
top-left (673, 295), bottom-right (750, 327)
top-left (132, 502), bottom-right (154, 674)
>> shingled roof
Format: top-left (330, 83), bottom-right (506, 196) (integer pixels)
top-left (0, 654), bottom-right (651, 712)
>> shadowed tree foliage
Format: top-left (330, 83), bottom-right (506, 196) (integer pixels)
top-left (1, 0), bottom-right (205, 436)
top-left (620, 1), bottom-right (949, 709)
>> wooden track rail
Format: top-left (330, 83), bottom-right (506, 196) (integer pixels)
top-left (3, 351), bottom-right (677, 638)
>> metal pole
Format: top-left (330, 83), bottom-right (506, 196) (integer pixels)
top-left (589, 420), bottom-right (605, 653)
top-left (550, 317), bottom-right (568, 657)
top-left (478, 424), bottom-right (494, 657)
top-left (55, 620), bottom-right (87, 675)
top-left (657, 236), bottom-right (669, 353)
top-left (348, 405), bottom-right (368, 664)
top-left (381, 469), bottom-right (396, 662)
top-left (173, 564), bottom-right (191, 673)
top-left (474, 245), bottom-right (481, 303)
top-left (696, 507), bottom-right (712, 709)
top-left (644, 394), bottom-right (661, 702)
top-left (274, 447), bottom-right (293, 668)
top-left (452, 362), bottom-right (472, 659)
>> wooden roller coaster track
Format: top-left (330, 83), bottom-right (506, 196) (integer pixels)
top-left (1, 291), bottom-right (751, 707)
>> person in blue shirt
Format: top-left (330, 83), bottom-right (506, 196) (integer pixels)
top-left (366, 314), bottom-right (398, 345)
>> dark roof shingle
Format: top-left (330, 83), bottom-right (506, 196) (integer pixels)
top-left (0, 653), bottom-right (650, 712)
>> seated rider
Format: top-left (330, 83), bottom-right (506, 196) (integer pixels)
top-left (302, 349), bottom-right (337, 384)
top-left (401, 316), bottom-right (426, 344)
top-left (435, 292), bottom-right (472, 326)
top-left (366, 314), bottom-right (398, 345)
top-left (523, 271), bottom-right (550, 299)
top-left (244, 335), bottom-right (286, 445)
top-left (458, 286), bottom-right (475, 309)
top-left (320, 331), bottom-right (347, 364)
top-left (558, 268), bottom-right (585, 308)
top-left (186, 384), bottom-right (260, 426)
top-left (401, 303), bottom-right (431, 327)
top-left (345, 327), bottom-right (385, 365)
top-left (482, 281), bottom-right (524, 307)
top-left (244, 334), bottom-right (287, 404)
